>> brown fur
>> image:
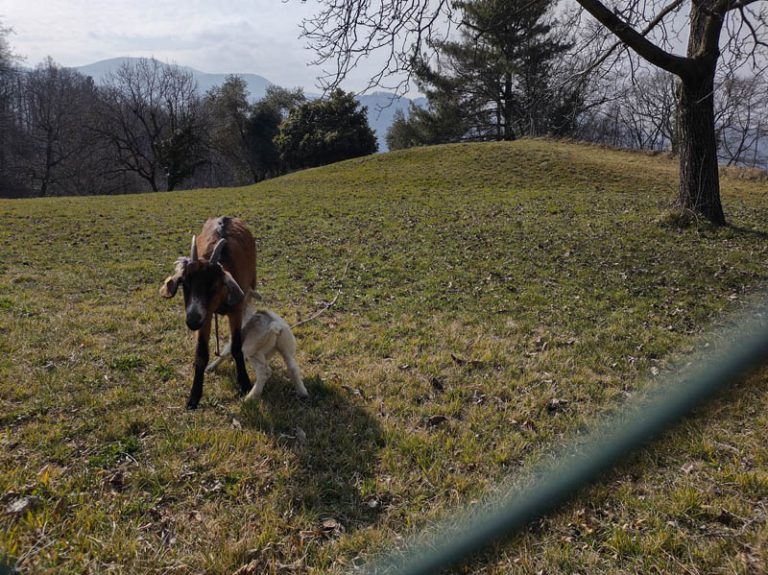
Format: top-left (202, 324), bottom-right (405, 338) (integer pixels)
top-left (196, 216), bottom-right (256, 294)
top-left (160, 217), bottom-right (257, 409)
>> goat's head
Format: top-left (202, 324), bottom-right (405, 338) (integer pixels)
top-left (160, 236), bottom-right (245, 331)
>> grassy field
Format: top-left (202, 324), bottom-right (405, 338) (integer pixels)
top-left (1, 140), bottom-right (768, 574)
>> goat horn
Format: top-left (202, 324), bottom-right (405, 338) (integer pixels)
top-left (210, 239), bottom-right (226, 266)
top-left (190, 235), bottom-right (198, 261)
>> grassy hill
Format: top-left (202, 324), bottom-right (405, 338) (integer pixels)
top-left (1, 140), bottom-right (768, 574)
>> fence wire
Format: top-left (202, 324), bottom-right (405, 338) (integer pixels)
top-left (365, 308), bottom-right (768, 575)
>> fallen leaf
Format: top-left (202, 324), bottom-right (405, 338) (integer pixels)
top-left (426, 415), bottom-right (448, 428)
top-left (715, 509), bottom-right (740, 527)
top-left (232, 559), bottom-right (262, 575)
top-left (547, 398), bottom-right (570, 413)
top-left (5, 496), bottom-right (41, 516)
top-left (451, 354), bottom-right (485, 368)
top-left (341, 385), bottom-right (366, 399)
top-left (322, 518), bottom-right (340, 530)
top-left (320, 517), bottom-right (345, 538)
top-left (430, 376), bottom-right (445, 392)
top-left (521, 419), bottom-right (538, 432)
top-left (105, 470), bottom-right (131, 491)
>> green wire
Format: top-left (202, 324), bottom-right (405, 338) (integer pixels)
top-left (366, 315), bottom-right (768, 574)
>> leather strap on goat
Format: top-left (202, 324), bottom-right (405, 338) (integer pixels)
top-left (214, 313), bottom-right (220, 357)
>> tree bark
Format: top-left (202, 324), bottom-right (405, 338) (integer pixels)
top-left (503, 74), bottom-right (515, 141)
top-left (676, 74), bottom-right (725, 224)
top-left (675, 0), bottom-right (725, 224)
top-left (574, 0), bottom-right (730, 225)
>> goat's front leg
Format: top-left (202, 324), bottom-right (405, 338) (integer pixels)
top-left (188, 319), bottom-right (212, 410)
top-left (228, 311), bottom-right (252, 396)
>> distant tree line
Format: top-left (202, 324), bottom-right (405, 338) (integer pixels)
top-left (0, 36), bottom-right (377, 198)
top-left (385, 0), bottom-right (768, 173)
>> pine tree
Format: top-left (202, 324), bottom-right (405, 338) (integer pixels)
top-left (415, 0), bottom-right (574, 141)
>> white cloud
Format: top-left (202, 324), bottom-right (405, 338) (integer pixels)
top-left (0, 0), bottom-right (349, 90)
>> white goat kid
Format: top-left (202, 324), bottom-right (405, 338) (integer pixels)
top-left (206, 308), bottom-right (308, 401)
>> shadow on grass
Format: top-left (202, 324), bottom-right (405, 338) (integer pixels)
top-left (240, 374), bottom-right (385, 530)
top-left (725, 224), bottom-right (768, 240)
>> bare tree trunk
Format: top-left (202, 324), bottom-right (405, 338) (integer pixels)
top-left (40, 133), bottom-right (53, 197)
top-left (676, 74), bottom-right (724, 224)
top-left (676, 2), bottom-right (725, 224)
top-left (503, 75), bottom-right (515, 141)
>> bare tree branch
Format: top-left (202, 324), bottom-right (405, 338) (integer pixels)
top-left (572, 0), bottom-right (694, 78)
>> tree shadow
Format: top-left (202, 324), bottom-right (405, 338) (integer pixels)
top-left (724, 223), bottom-right (768, 240)
top-left (239, 374), bottom-right (386, 532)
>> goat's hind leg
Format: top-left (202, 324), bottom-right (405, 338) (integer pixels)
top-left (244, 353), bottom-right (271, 402)
top-left (283, 353), bottom-right (308, 398)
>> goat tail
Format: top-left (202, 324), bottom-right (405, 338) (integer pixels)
top-left (269, 323), bottom-right (282, 336)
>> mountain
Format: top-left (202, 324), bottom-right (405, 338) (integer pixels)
top-left (75, 57), bottom-right (271, 99)
top-left (356, 93), bottom-right (428, 152)
top-left (74, 57), bottom-right (424, 152)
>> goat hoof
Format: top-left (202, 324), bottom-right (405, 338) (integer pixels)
top-left (238, 380), bottom-right (253, 396)
top-left (186, 400), bottom-right (200, 410)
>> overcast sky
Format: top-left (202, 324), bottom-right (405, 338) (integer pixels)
top-left (0, 0), bottom-right (390, 93)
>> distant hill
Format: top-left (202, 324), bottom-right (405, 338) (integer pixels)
top-left (74, 57), bottom-right (426, 151)
top-left (356, 92), bottom-right (428, 152)
top-left (75, 57), bottom-right (271, 99)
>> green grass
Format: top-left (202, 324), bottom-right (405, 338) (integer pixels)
top-left (1, 139), bottom-right (768, 574)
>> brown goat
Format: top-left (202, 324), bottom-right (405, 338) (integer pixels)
top-left (160, 217), bottom-right (256, 409)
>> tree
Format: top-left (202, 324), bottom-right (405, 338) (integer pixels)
top-left (416, 0), bottom-right (574, 141)
top-left (715, 73), bottom-right (768, 167)
top-left (205, 75), bottom-right (256, 184)
top-left (386, 99), bottom-right (469, 150)
top-left (248, 86), bottom-right (306, 179)
top-left (97, 58), bottom-right (206, 192)
top-left (17, 58), bottom-right (102, 196)
top-left (206, 81), bottom-right (305, 183)
top-left (0, 21), bottom-right (27, 197)
top-left (577, 69), bottom-right (678, 153)
top-left (275, 89), bottom-right (377, 170)
top-left (300, 0), bottom-right (768, 225)
top-left (556, 0), bottom-right (767, 224)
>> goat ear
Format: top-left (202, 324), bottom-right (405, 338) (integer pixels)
top-left (160, 274), bottom-right (180, 298)
top-left (222, 271), bottom-right (245, 306)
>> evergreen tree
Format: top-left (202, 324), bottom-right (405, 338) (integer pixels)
top-left (275, 89), bottom-right (377, 170)
top-left (415, 0), bottom-right (574, 142)
top-left (205, 75), bottom-right (255, 184)
top-left (386, 97), bottom-right (468, 150)
top-left (249, 86), bottom-right (305, 179)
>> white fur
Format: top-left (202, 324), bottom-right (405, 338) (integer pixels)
top-left (206, 307), bottom-right (308, 401)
